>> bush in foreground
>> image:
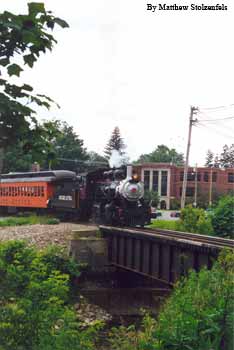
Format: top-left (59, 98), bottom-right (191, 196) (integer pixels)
top-left (0, 241), bottom-right (99, 350)
top-left (109, 250), bottom-right (234, 350)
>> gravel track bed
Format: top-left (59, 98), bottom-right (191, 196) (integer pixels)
top-left (0, 223), bottom-right (89, 248)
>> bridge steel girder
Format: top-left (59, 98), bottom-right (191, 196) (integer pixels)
top-left (100, 226), bottom-right (233, 285)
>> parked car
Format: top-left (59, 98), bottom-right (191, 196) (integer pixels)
top-left (170, 211), bottom-right (180, 218)
top-left (150, 208), bottom-right (162, 219)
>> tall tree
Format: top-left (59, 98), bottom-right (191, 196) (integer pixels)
top-left (0, 3), bottom-right (69, 172)
top-left (3, 119), bottom-right (88, 172)
top-left (87, 151), bottom-right (108, 164)
top-left (220, 144), bottom-right (234, 168)
top-left (213, 154), bottom-right (220, 168)
top-left (52, 121), bottom-right (88, 170)
top-left (205, 149), bottom-right (214, 167)
top-left (136, 145), bottom-right (184, 165)
top-left (104, 126), bottom-right (126, 159)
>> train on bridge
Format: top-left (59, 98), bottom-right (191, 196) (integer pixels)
top-left (0, 165), bottom-right (151, 227)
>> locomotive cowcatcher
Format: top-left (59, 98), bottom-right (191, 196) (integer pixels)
top-left (0, 166), bottom-right (151, 227)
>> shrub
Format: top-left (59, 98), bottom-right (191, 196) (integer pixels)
top-left (211, 196), bottom-right (234, 238)
top-left (108, 250), bottom-right (234, 350)
top-left (154, 250), bottom-right (234, 350)
top-left (179, 205), bottom-right (214, 235)
top-left (0, 240), bottom-right (98, 350)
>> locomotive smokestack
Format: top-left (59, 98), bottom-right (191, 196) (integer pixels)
top-left (126, 165), bottom-right (132, 178)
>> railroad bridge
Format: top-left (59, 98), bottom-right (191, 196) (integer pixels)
top-left (99, 226), bottom-right (234, 286)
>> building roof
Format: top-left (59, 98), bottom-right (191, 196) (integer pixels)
top-left (0, 170), bottom-right (76, 184)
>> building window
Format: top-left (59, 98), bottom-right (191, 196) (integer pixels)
top-left (180, 172), bottom-right (184, 181)
top-left (187, 172), bottom-right (195, 181)
top-left (144, 171), bottom-right (150, 190)
top-left (161, 171), bottom-right (168, 196)
top-left (152, 171), bottom-right (158, 192)
top-left (204, 172), bottom-right (209, 182)
top-left (212, 172), bottom-right (217, 182)
top-left (228, 172), bottom-right (234, 183)
top-left (197, 172), bottom-right (201, 181)
top-left (186, 187), bottom-right (195, 196)
top-left (180, 187), bottom-right (195, 196)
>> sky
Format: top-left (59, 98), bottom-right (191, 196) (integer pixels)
top-left (1, 0), bottom-right (234, 165)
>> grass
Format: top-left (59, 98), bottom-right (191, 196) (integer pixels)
top-left (0, 215), bottom-right (60, 227)
top-left (149, 219), bottom-right (179, 230)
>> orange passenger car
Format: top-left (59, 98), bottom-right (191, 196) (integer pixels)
top-left (0, 171), bottom-right (75, 210)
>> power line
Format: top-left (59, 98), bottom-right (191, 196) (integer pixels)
top-left (199, 104), bottom-right (234, 111)
top-left (196, 111), bottom-right (234, 134)
top-left (197, 116), bottom-right (234, 122)
top-left (197, 122), bottom-right (233, 139)
top-left (196, 122), bottom-right (234, 140)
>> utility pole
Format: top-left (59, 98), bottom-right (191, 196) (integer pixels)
top-left (181, 106), bottom-right (198, 209)
top-left (194, 163), bottom-right (198, 207)
top-left (209, 167), bottom-right (213, 206)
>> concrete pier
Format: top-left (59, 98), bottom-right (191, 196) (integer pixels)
top-left (68, 226), bottom-right (108, 272)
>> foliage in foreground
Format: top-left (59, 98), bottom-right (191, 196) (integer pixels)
top-left (0, 3), bottom-right (69, 172)
top-left (109, 250), bottom-right (234, 350)
top-left (0, 215), bottom-right (60, 227)
top-left (0, 240), bottom-right (99, 350)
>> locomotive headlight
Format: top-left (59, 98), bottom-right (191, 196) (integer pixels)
top-left (132, 174), bottom-right (139, 181)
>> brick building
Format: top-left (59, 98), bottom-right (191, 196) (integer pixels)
top-left (134, 163), bottom-right (234, 209)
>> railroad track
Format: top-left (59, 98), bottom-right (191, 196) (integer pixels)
top-left (100, 225), bottom-right (234, 250)
top-left (136, 227), bottom-right (234, 249)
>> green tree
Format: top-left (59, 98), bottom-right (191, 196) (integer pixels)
top-left (0, 3), bottom-right (69, 172)
top-left (104, 126), bottom-right (126, 159)
top-left (220, 144), bottom-right (234, 168)
top-left (87, 151), bottom-right (107, 163)
top-left (213, 154), bottom-right (220, 168)
top-left (136, 145), bottom-right (184, 165)
top-left (49, 120), bottom-right (88, 171)
top-left (3, 119), bottom-right (88, 172)
top-left (211, 196), bottom-right (234, 238)
top-left (205, 149), bottom-right (214, 167)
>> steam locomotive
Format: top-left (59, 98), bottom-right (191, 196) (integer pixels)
top-left (0, 165), bottom-right (151, 227)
